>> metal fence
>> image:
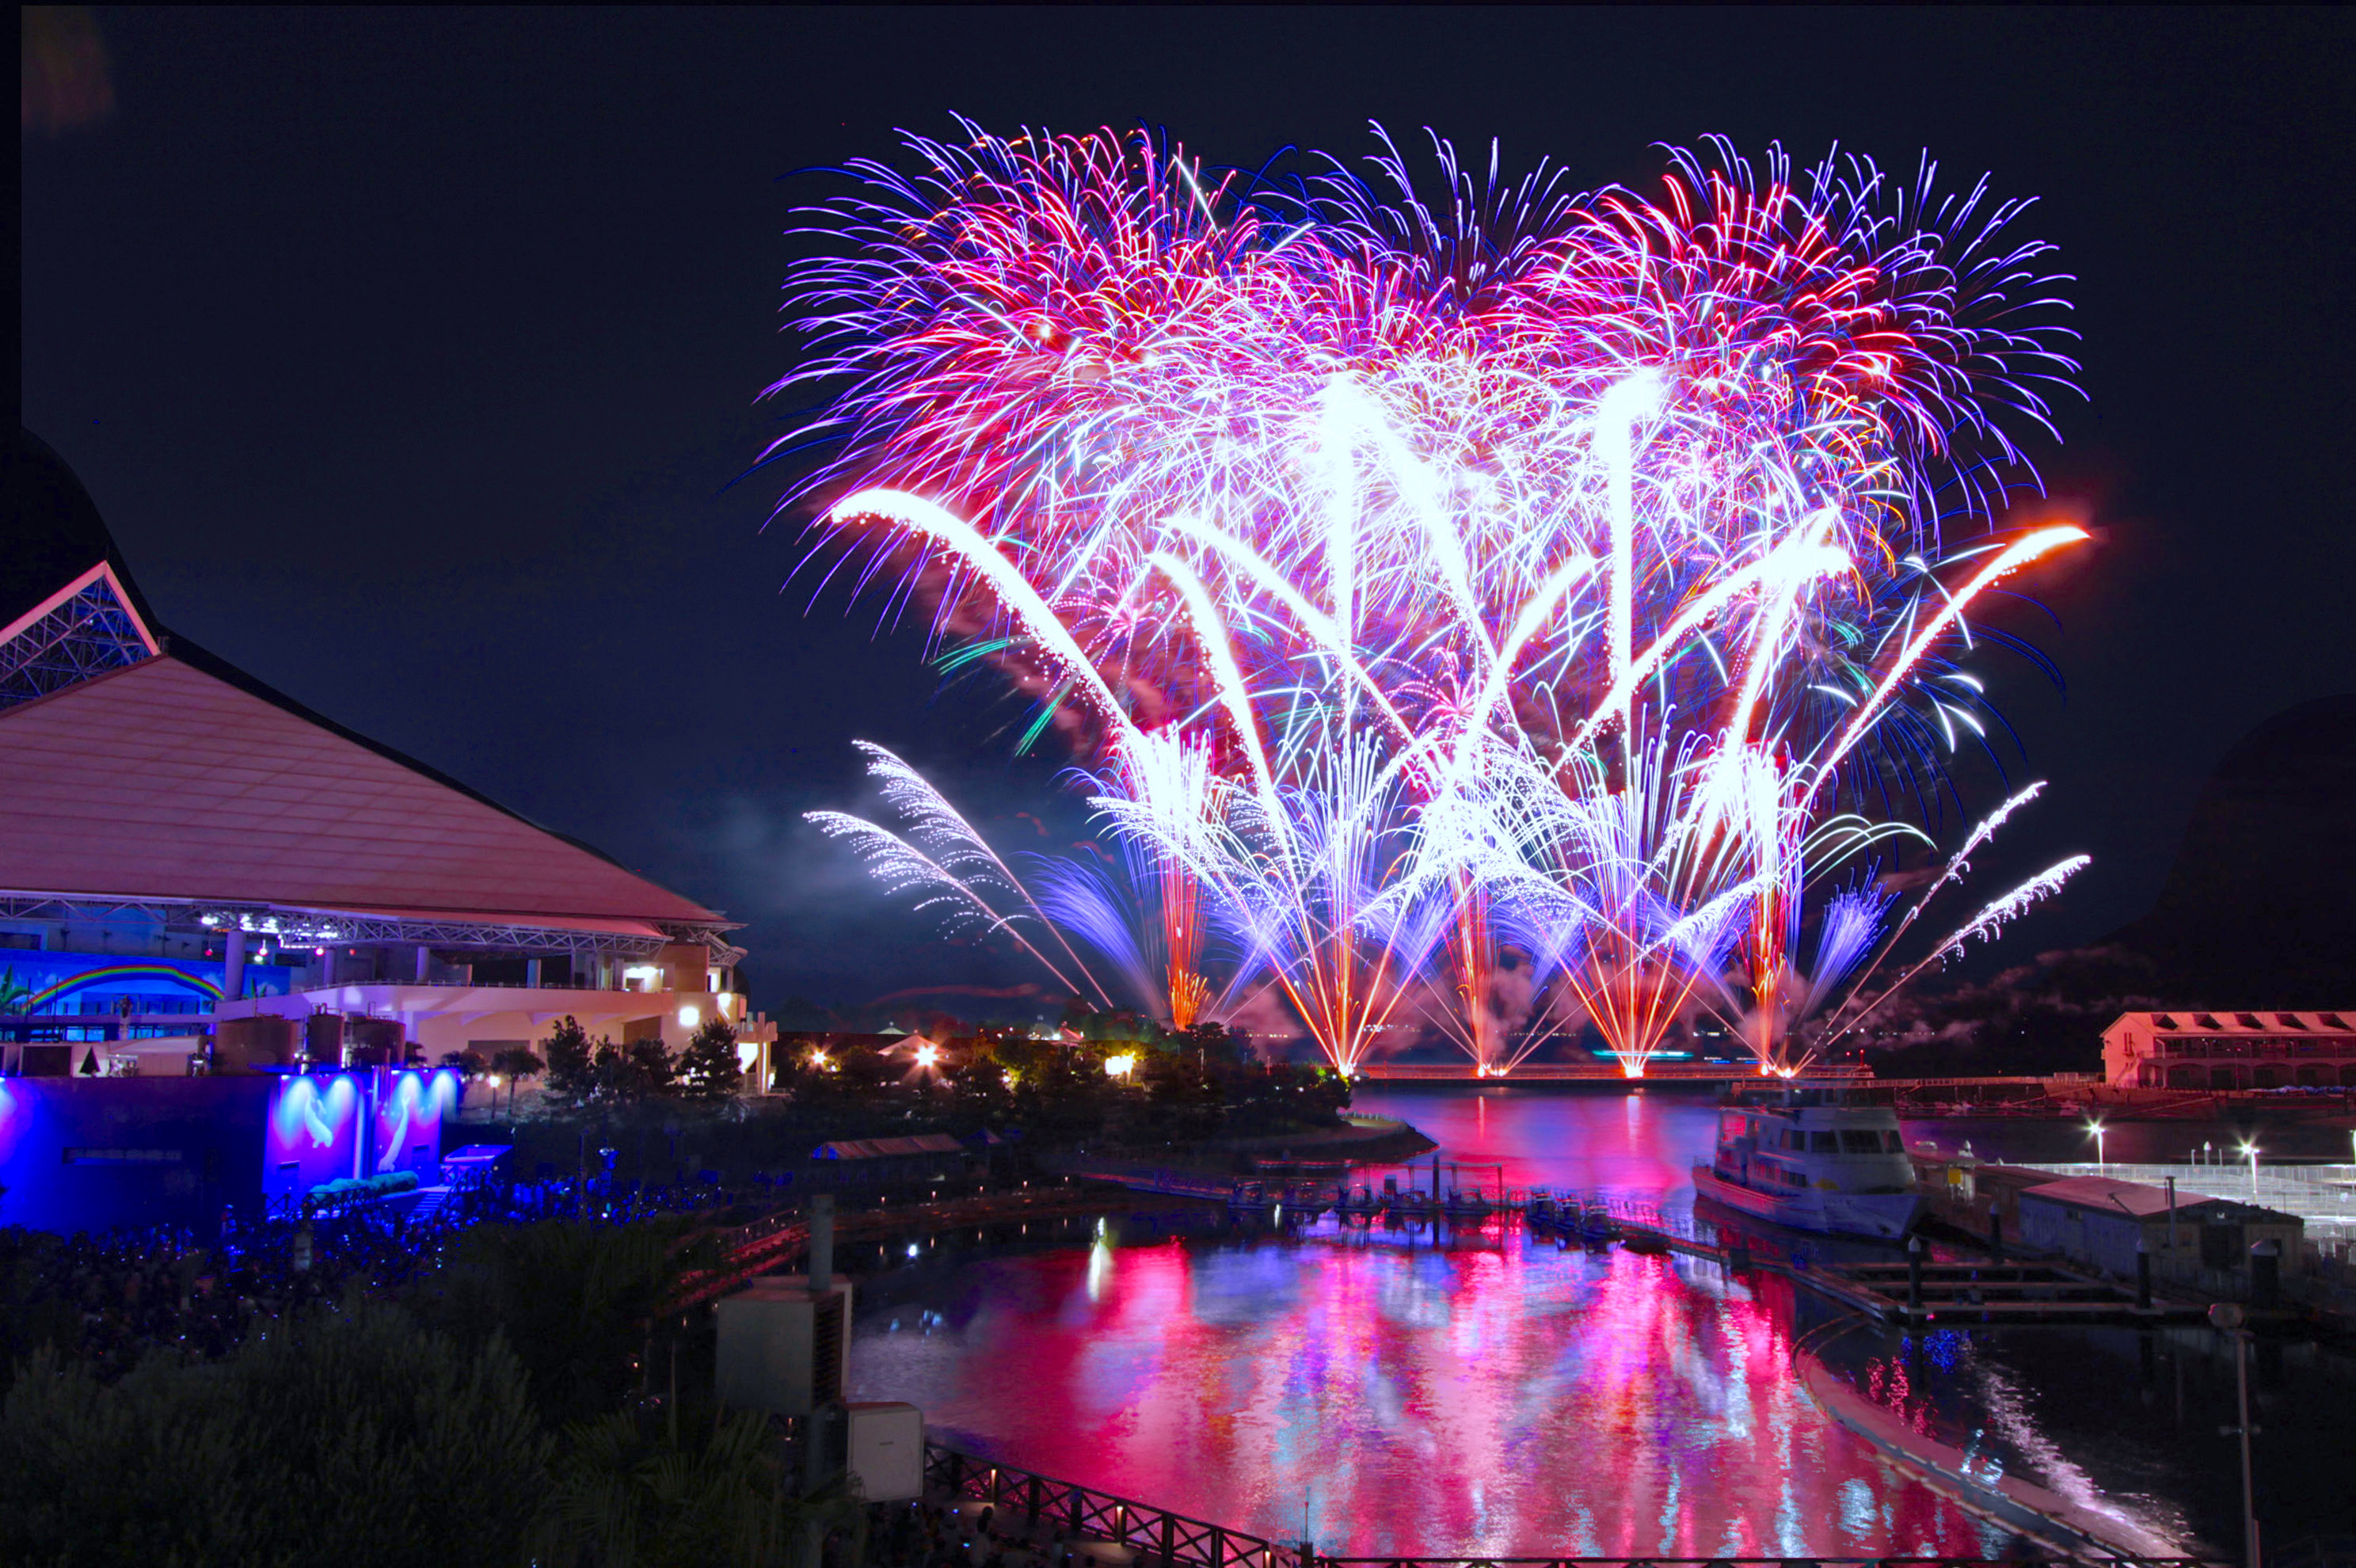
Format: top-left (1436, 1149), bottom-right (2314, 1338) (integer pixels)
top-left (925, 1444), bottom-right (1306, 1568)
top-left (921, 1445), bottom-right (2218, 1568)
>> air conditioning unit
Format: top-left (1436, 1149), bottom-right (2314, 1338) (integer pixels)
top-left (843, 1402), bottom-right (923, 1501)
top-left (714, 1277), bottom-right (854, 1417)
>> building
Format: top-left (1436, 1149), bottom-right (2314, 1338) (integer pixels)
top-left (2014, 1172), bottom-right (2303, 1281)
top-left (2, 428), bottom-right (774, 1081)
top-left (2100, 1010), bottom-right (2356, 1090)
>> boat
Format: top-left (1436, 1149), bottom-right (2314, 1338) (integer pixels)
top-left (1578, 1207), bottom-right (1617, 1246)
top-left (1691, 1081), bottom-right (1927, 1241)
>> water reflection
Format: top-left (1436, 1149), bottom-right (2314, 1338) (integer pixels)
top-left (853, 1227), bottom-right (2001, 1555)
top-left (848, 1086), bottom-right (2356, 1555)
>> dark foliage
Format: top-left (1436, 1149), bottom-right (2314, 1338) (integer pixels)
top-left (0, 1300), bottom-right (550, 1568)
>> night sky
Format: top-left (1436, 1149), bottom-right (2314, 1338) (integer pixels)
top-left (20, 8), bottom-right (2355, 1018)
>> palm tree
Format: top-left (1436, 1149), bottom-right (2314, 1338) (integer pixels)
top-left (538, 1407), bottom-right (865, 1568)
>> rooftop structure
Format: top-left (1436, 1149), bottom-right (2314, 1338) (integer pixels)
top-left (2101, 1010), bottom-right (2356, 1090)
top-left (2, 428), bottom-right (773, 1075)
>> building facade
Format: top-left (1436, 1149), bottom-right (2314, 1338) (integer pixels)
top-left (2100, 1010), bottom-right (2356, 1090)
top-left (2, 430), bottom-right (774, 1083)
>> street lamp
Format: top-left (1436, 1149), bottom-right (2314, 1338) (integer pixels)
top-left (2242, 1141), bottom-right (2260, 1200)
top-left (2209, 1302), bottom-right (2262, 1568)
top-left (2088, 1119), bottom-right (2107, 1174)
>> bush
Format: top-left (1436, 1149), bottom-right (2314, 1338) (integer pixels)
top-left (407, 1220), bottom-right (711, 1432)
top-left (0, 1301), bottom-right (550, 1568)
top-left (305, 1170), bottom-right (421, 1205)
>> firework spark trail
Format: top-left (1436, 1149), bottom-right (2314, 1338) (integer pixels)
top-left (785, 121), bottom-right (2090, 1074)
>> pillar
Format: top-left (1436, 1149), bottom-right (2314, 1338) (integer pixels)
top-left (2249, 1239), bottom-right (2282, 1311)
top-left (526, 957), bottom-right (542, 988)
top-left (414, 945), bottom-right (431, 983)
top-left (223, 927), bottom-right (245, 1004)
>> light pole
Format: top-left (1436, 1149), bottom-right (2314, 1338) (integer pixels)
top-left (2209, 1302), bottom-right (2262, 1568)
top-left (2243, 1141), bottom-right (2260, 1201)
top-left (2088, 1119), bottom-right (2107, 1174)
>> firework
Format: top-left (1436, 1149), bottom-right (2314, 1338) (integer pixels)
top-left (783, 122), bottom-right (2089, 1075)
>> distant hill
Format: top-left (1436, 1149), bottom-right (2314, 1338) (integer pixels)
top-left (2105, 693), bottom-right (2356, 1006)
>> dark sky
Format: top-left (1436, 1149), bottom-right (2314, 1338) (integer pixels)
top-left (20, 6), bottom-right (2355, 1018)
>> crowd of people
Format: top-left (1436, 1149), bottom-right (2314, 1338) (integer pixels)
top-left (0, 1166), bottom-right (794, 1383)
top-left (0, 1203), bottom-right (462, 1380)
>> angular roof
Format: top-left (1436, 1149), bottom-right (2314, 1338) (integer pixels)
top-left (2018, 1174), bottom-right (2297, 1224)
top-left (0, 653), bottom-right (720, 926)
top-left (5, 425), bottom-right (725, 935)
top-left (2111, 1010), bottom-right (2356, 1036)
top-left (813, 1135), bottom-right (965, 1160)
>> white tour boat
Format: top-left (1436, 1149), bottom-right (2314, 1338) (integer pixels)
top-left (1691, 1081), bottom-right (1926, 1240)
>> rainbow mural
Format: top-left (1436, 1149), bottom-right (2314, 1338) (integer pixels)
top-left (2, 953), bottom-right (291, 1014)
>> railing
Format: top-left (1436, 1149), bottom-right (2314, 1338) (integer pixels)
top-left (1315, 1561), bottom-right (2212, 1568)
top-left (923, 1441), bottom-right (2217, 1568)
top-left (927, 1444), bottom-right (1305, 1567)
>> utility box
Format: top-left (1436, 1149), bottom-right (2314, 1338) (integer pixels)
top-left (714, 1277), bottom-right (853, 1417)
top-left (843, 1402), bottom-right (923, 1501)
top-left (215, 1015), bottom-right (296, 1071)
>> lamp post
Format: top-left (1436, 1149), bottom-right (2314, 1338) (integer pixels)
top-left (2209, 1302), bottom-right (2262, 1568)
top-left (2243, 1142), bottom-right (2260, 1201)
top-left (2088, 1119), bottom-right (2107, 1175)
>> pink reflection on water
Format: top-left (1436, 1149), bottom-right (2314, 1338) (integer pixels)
top-left (854, 1234), bottom-right (1996, 1556)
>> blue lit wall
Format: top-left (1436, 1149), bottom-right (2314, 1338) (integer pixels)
top-left (0, 1078), bottom-right (272, 1234)
top-left (0, 1069), bottom-right (460, 1234)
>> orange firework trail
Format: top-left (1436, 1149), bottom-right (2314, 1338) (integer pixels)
top-left (789, 123), bottom-right (2089, 1075)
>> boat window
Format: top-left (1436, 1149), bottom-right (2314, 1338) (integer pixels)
top-left (1840, 1130), bottom-right (1882, 1154)
top-left (1811, 1131), bottom-right (1840, 1152)
top-left (1884, 1131), bottom-right (1905, 1153)
top-left (1784, 1130), bottom-right (1806, 1151)
top-left (1785, 1167), bottom-right (1808, 1187)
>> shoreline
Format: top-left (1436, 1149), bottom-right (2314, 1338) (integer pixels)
top-left (1791, 1317), bottom-right (2193, 1562)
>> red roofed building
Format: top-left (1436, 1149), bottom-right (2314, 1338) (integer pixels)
top-left (2, 429), bottom-right (773, 1075)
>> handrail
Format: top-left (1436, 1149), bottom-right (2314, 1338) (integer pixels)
top-left (923, 1439), bottom-right (2219, 1568)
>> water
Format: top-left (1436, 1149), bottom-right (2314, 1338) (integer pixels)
top-left (847, 1086), bottom-right (2356, 1557)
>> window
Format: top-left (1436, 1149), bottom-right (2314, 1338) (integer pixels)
top-left (1884, 1131), bottom-right (1905, 1153)
top-left (1840, 1130), bottom-right (1883, 1154)
top-left (1810, 1131), bottom-right (1839, 1153)
top-left (1784, 1130), bottom-right (1806, 1151)
top-left (1786, 1166), bottom-right (1808, 1187)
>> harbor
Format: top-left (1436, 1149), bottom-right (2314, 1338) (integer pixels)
top-left (847, 1087), bottom-right (2356, 1561)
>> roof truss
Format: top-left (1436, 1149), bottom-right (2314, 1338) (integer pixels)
top-left (0, 563), bottom-right (160, 710)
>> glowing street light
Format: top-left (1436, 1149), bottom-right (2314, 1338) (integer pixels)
top-left (2087, 1119), bottom-right (2107, 1174)
top-left (914, 1042), bottom-right (940, 1070)
top-left (2242, 1141), bottom-right (2260, 1199)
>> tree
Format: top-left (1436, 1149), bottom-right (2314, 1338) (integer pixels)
top-left (676, 1018), bottom-right (741, 1102)
top-left (542, 1017), bottom-right (598, 1104)
top-left (490, 1045), bottom-right (546, 1087)
top-left (537, 1407), bottom-right (862, 1568)
top-left (439, 1048), bottom-right (489, 1077)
